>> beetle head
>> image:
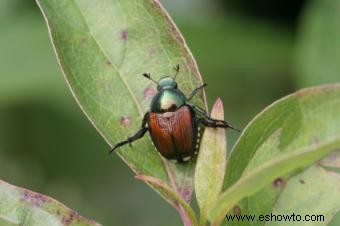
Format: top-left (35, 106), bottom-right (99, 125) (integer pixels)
top-left (157, 77), bottom-right (178, 90)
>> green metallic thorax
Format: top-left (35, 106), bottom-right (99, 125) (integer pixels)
top-left (150, 77), bottom-right (186, 113)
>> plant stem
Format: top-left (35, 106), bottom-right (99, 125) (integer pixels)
top-left (177, 204), bottom-right (194, 226)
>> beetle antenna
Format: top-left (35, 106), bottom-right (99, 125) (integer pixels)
top-left (142, 73), bottom-right (158, 84)
top-left (173, 64), bottom-right (180, 80)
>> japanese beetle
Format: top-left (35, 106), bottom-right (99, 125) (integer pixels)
top-left (110, 65), bottom-right (238, 163)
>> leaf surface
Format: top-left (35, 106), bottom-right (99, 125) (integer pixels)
top-left (0, 180), bottom-right (100, 226)
top-left (215, 84), bottom-right (340, 225)
top-left (269, 155), bottom-right (340, 226)
top-left (195, 98), bottom-right (227, 224)
top-left (36, 0), bottom-right (205, 202)
top-left (209, 137), bottom-right (340, 224)
top-left (225, 84), bottom-right (340, 189)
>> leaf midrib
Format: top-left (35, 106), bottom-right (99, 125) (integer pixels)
top-left (71, 0), bottom-right (144, 117)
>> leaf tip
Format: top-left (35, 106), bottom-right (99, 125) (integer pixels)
top-left (211, 97), bottom-right (224, 120)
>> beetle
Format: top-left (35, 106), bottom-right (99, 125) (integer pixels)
top-left (110, 65), bottom-right (238, 163)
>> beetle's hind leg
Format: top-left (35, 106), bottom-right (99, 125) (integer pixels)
top-left (198, 117), bottom-right (239, 131)
top-left (110, 113), bottom-right (149, 153)
top-left (109, 127), bottom-right (148, 153)
top-left (190, 104), bottom-right (240, 131)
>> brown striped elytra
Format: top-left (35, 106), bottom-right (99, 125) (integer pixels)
top-left (148, 105), bottom-right (197, 161)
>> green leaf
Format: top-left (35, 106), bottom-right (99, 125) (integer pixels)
top-left (208, 137), bottom-right (340, 224)
top-left (295, 0), bottom-right (340, 86)
top-left (210, 84), bottom-right (340, 224)
top-left (329, 212), bottom-right (340, 226)
top-left (224, 152), bottom-right (340, 226)
top-left (135, 175), bottom-right (198, 226)
top-left (195, 98), bottom-right (227, 225)
top-left (222, 129), bottom-right (287, 226)
top-left (0, 180), bottom-right (100, 226)
top-left (270, 155), bottom-right (340, 226)
top-left (35, 0), bottom-right (205, 203)
top-left (224, 84), bottom-right (340, 189)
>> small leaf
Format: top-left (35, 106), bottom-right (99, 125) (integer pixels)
top-left (208, 137), bottom-right (340, 224)
top-left (195, 98), bottom-right (227, 224)
top-left (0, 180), bottom-right (100, 226)
top-left (135, 175), bottom-right (198, 226)
top-left (36, 0), bottom-right (205, 204)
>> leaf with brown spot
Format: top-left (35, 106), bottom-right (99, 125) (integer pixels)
top-left (35, 0), bottom-right (206, 220)
top-left (208, 84), bottom-right (340, 225)
top-left (0, 180), bottom-right (101, 226)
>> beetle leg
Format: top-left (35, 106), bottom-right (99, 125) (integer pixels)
top-left (189, 104), bottom-right (211, 118)
top-left (198, 117), bottom-right (239, 131)
top-left (191, 105), bottom-right (240, 131)
top-left (186, 84), bottom-right (207, 102)
top-left (109, 112), bottom-right (149, 153)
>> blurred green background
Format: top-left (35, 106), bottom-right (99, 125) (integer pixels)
top-left (0, 0), bottom-right (339, 225)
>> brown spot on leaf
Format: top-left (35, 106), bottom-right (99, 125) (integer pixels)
top-left (120, 29), bottom-right (128, 41)
top-left (22, 190), bottom-right (49, 207)
top-left (273, 177), bottom-right (284, 188)
top-left (299, 179), bottom-right (305, 184)
top-left (106, 60), bottom-right (112, 65)
top-left (120, 116), bottom-right (132, 126)
top-left (144, 86), bottom-right (156, 99)
top-left (233, 206), bottom-right (241, 215)
top-left (62, 211), bottom-right (79, 225)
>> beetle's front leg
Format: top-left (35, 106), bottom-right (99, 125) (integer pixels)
top-left (110, 112), bottom-right (149, 153)
top-left (186, 84), bottom-right (207, 102)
